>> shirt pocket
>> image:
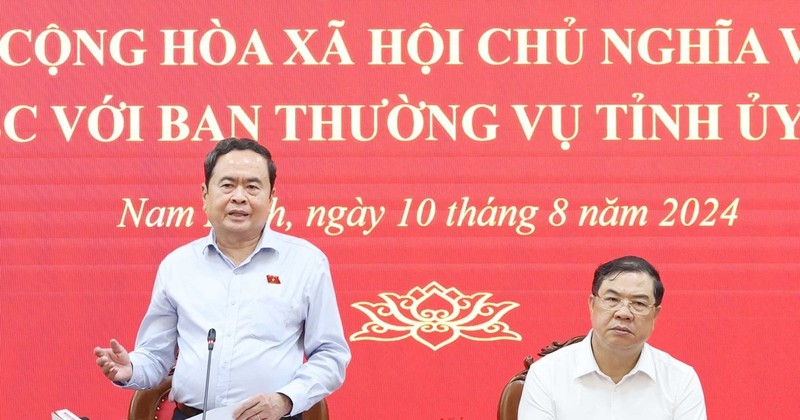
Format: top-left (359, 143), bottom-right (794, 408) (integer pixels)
top-left (240, 294), bottom-right (304, 343)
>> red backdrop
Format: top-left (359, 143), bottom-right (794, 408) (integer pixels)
top-left (2, 1), bottom-right (799, 419)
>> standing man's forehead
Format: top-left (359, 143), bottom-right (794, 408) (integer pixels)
top-left (219, 149), bottom-right (267, 162)
top-left (210, 151), bottom-right (270, 175)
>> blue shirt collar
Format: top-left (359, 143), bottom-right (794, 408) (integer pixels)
top-left (201, 226), bottom-right (280, 262)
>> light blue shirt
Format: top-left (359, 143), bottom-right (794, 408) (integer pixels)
top-left (122, 227), bottom-right (351, 416)
top-left (518, 331), bottom-right (706, 420)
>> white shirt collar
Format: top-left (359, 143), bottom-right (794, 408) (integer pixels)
top-left (574, 330), bottom-right (657, 382)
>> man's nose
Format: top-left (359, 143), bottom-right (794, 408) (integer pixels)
top-left (614, 304), bottom-right (634, 319)
top-left (231, 186), bottom-right (247, 202)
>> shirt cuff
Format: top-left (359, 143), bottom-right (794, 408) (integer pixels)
top-left (115, 358), bottom-right (145, 389)
top-left (276, 382), bottom-right (305, 416)
top-left (277, 392), bottom-right (294, 417)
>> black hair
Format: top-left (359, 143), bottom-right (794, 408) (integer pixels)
top-left (592, 256), bottom-right (664, 306)
top-left (203, 138), bottom-right (276, 188)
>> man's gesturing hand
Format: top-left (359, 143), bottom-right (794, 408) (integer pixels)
top-left (93, 339), bottom-right (133, 383)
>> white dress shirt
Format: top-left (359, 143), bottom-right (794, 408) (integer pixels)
top-left (518, 331), bottom-right (706, 420)
top-left (122, 227), bottom-right (351, 416)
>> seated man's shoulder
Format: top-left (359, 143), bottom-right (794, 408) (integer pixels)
top-left (647, 344), bottom-right (701, 381)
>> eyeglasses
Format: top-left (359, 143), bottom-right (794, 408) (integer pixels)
top-left (594, 295), bottom-right (657, 316)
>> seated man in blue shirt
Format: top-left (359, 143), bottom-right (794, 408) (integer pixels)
top-left (94, 138), bottom-right (351, 420)
top-left (518, 256), bottom-right (706, 420)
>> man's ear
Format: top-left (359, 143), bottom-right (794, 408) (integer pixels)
top-left (268, 188), bottom-right (276, 209)
top-left (201, 184), bottom-right (208, 211)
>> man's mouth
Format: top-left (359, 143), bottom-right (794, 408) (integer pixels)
top-left (228, 209), bottom-right (250, 217)
top-left (611, 326), bottom-right (632, 334)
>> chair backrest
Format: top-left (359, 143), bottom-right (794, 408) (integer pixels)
top-left (128, 375), bottom-right (173, 420)
top-left (128, 374), bottom-right (330, 420)
top-left (496, 335), bottom-right (586, 420)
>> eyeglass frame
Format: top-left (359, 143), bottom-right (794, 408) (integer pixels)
top-left (592, 293), bottom-right (659, 316)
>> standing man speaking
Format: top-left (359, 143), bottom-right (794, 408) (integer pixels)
top-left (94, 138), bottom-right (351, 420)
